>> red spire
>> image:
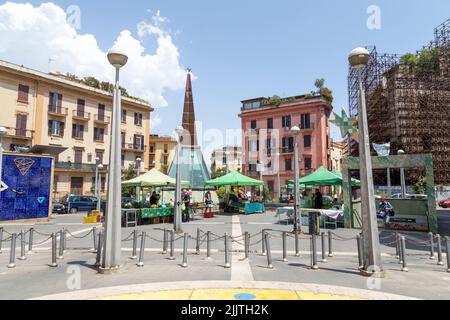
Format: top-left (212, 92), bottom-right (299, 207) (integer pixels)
top-left (182, 71), bottom-right (197, 146)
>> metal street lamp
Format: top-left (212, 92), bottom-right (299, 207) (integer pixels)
top-left (398, 149), bottom-right (406, 199)
top-left (101, 50), bottom-right (128, 273)
top-left (97, 164), bottom-right (104, 212)
top-left (135, 157), bottom-right (142, 202)
top-left (0, 127), bottom-right (7, 189)
top-left (349, 47), bottom-right (383, 276)
top-left (276, 152), bottom-right (281, 200)
top-left (291, 126), bottom-right (301, 233)
top-left (174, 126), bottom-right (185, 233)
top-left (94, 157), bottom-right (100, 202)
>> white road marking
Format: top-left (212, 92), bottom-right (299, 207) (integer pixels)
top-left (231, 215), bottom-right (254, 281)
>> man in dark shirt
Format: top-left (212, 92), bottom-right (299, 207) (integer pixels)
top-left (314, 189), bottom-right (324, 209)
top-left (150, 192), bottom-right (158, 206)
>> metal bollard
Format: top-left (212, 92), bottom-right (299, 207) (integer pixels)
top-left (328, 230), bottom-right (333, 258)
top-left (357, 234), bottom-right (363, 270)
top-left (57, 230), bottom-right (64, 260)
top-left (182, 233), bottom-right (188, 268)
top-left (224, 233), bottom-right (231, 268)
top-left (196, 228), bottom-right (201, 255)
top-left (295, 231), bottom-right (300, 257)
top-left (8, 234), bottom-right (17, 268)
top-left (398, 234), bottom-right (404, 265)
top-left (92, 227), bottom-right (98, 252)
top-left (137, 232), bottom-right (146, 267)
top-left (311, 234), bottom-right (319, 270)
top-left (28, 228), bottom-right (34, 254)
top-left (282, 232), bottom-right (288, 263)
top-left (244, 232), bottom-right (250, 261)
top-left (169, 230), bottom-right (176, 261)
top-left (261, 230), bottom-right (267, 256)
top-left (50, 233), bottom-right (58, 268)
top-left (163, 229), bottom-right (168, 255)
top-left (131, 229), bottom-right (138, 260)
top-left (94, 231), bottom-right (103, 267)
top-left (321, 232), bottom-right (327, 263)
top-left (445, 237), bottom-right (450, 273)
top-left (265, 233), bottom-right (273, 269)
top-left (401, 236), bottom-right (408, 272)
top-left (437, 234), bottom-right (444, 266)
top-left (395, 232), bottom-right (400, 259)
top-left (19, 230), bottom-right (27, 261)
top-left (206, 231), bottom-right (212, 260)
top-left (429, 232), bottom-right (436, 260)
top-left (0, 227), bottom-right (3, 254)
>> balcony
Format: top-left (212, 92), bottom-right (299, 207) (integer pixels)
top-left (280, 147), bottom-right (294, 154)
top-left (94, 114), bottom-right (111, 125)
top-left (122, 143), bottom-right (146, 153)
top-left (48, 105), bottom-right (68, 117)
top-left (4, 127), bottom-right (34, 140)
top-left (55, 162), bottom-right (109, 172)
top-left (300, 123), bottom-right (316, 131)
top-left (72, 110), bottom-right (91, 122)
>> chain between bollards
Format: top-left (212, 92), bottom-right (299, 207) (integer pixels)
top-left (137, 232), bottom-right (146, 267)
top-left (182, 233), bottom-right (188, 268)
top-left (8, 233), bottom-right (17, 268)
top-left (282, 232), bottom-right (287, 263)
top-left (311, 234), bottom-right (318, 270)
top-left (429, 232), bottom-right (436, 260)
top-left (50, 233), bottom-right (58, 268)
top-left (436, 234), bottom-right (444, 266)
top-left (94, 231), bottom-right (103, 267)
top-left (401, 236), bottom-right (408, 272)
top-left (28, 228), bottom-right (34, 254)
top-left (328, 230), bottom-right (333, 258)
top-left (19, 230), bottom-right (26, 261)
top-left (131, 229), bottom-right (138, 260)
top-left (169, 230), bottom-right (176, 261)
top-left (445, 236), bottom-right (450, 273)
top-left (224, 233), bottom-right (231, 268)
top-left (265, 232), bottom-right (273, 269)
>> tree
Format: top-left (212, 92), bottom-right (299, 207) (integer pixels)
top-left (121, 164), bottom-right (137, 197)
top-left (211, 167), bottom-right (228, 179)
top-left (83, 76), bottom-right (100, 89)
top-left (413, 176), bottom-right (427, 195)
top-left (314, 78), bottom-right (325, 91)
top-left (313, 78), bottom-right (334, 104)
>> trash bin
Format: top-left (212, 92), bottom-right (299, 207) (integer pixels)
top-left (308, 212), bottom-right (321, 235)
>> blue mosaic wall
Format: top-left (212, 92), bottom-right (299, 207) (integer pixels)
top-left (0, 154), bottom-right (52, 221)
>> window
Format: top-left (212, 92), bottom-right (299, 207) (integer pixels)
top-left (74, 149), bottom-right (83, 164)
top-left (268, 181), bottom-right (275, 193)
top-left (304, 157), bottom-right (312, 170)
top-left (96, 151), bottom-right (104, 164)
top-left (121, 109), bottom-right (127, 123)
top-left (98, 104), bottom-right (106, 121)
top-left (267, 118), bottom-right (273, 130)
top-left (94, 128), bottom-right (105, 142)
top-left (222, 154), bottom-right (227, 165)
top-left (282, 116), bottom-right (291, 129)
top-left (266, 139), bottom-right (272, 156)
top-left (77, 99), bottom-right (85, 117)
top-left (301, 113), bottom-right (311, 129)
top-left (18, 84), bottom-right (29, 103)
top-left (304, 135), bottom-right (312, 148)
top-left (149, 144), bottom-right (155, 153)
top-left (163, 156), bottom-right (168, 166)
top-left (72, 124), bottom-right (84, 139)
top-left (121, 132), bottom-right (126, 147)
top-left (49, 92), bottom-right (62, 112)
top-left (251, 120), bottom-right (257, 130)
top-left (149, 154), bottom-right (155, 166)
top-left (48, 120), bottom-right (64, 137)
top-left (16, 114), bottom-right (27, 137)
top-left (249, 164), bottom-right (257, 172)
top-left (133, 135), bottom-right (145, 150)
top-left (282, 137), bottom-right (294, 152)
top-left (249, 140), bottom-right (258, 152)
top-left (285, 159), bottom-right (292, 172)
top-left (121, 154), bottom-right (125, 167)
top-left (134, 113), bottom-right (143, 126)
top-left (164, 144), bottom-right (168, 153)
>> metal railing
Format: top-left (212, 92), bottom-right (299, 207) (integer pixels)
top-left (55, 162), bottom-right (109, 171)
top-left (94, 114), bottom-right (110, 123)
top-left (122, 143), bottom-right (146, 152)
top-left (72, 110), bottom-right (91, 120)
top-left (4, 127), bottom-right (34, 139)
top-left (48, 105), bottom-right (68, 116)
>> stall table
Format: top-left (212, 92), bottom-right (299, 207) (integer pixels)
top-left (231, 202), bottom-right (265, 215)
top-left (141, 207), bottom-right (174, 224)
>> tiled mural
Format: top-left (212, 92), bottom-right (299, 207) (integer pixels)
top-left (0, 154), bottom-right (52, 221)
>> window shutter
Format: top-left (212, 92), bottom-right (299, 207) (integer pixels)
top-left (60, 122), bottom-right (65, 136)
top-left (72, 124), bottom-right (76, 138)
top-left (80, 125), bottom-right (84, 139)
top-left (49, 92), bottom-right (54, 107)
top-left (48, 120), bottom-right (53, 136)
top-left (18, 84), bottom-right (29, 103)
top-left (141, 136), bottom-right (145, 150)
top-left (57, 94), bottom-right (62, 108)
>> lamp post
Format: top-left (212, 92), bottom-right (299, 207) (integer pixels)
top-left (135, 157), bottom-right (142, 202)
top-left (349, 47), bottom-right (383, 276)
top-left (258, 162), bottom-right (264, 200)
top-left (174, 126), bottom-right (184, 234)
top-left (94, 156), bottom-right (100, 202)
top-left (291, 126), bottom-right (301, 233)
top-left (96, 164), bottom-right (104, 212)
top-left (398, 149), bottom-right (406, 199)
top-left (101, 50), bottom-right (128, 273)
top-left (276, 152), bottom-right (281, 200)
top-left (0, 127), bottom-right (7, 190)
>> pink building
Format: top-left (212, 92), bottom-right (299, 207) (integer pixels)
top-left (239, 94), bottom-right (333, 197)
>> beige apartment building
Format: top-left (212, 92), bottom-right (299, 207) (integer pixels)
top-left (0, 60), bottom-right (153, 200)
top-left (330, 140), bottom-right (348, 172)
top-left (211, 146), bottom-right (243, 173)
top-left (149, 134), bottom-right (177, 174)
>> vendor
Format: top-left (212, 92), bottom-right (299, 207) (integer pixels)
top-left (150, 192), bottom-right (158, 206)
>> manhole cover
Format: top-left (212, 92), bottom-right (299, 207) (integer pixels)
top-left (234, 293), bottom-right (257, 300)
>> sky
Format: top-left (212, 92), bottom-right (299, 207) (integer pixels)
top-left (0, 0), bottom-right (449, 164)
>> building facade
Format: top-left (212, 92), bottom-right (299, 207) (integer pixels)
top-left (0, 60), bottom-right (153, 200)
top-left (330, 140), bottom-right (348, 173)
top-left (211, 146), bottom-right (243, 173)
top-left (149, 134), bottom-right (177, 174)
top-left (239, 94), bottom-right (333, 197)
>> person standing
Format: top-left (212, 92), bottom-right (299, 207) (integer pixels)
top-left (313, 189), bottom-right (324, 209)
top-left (204, 190), bottom-right (213, 218)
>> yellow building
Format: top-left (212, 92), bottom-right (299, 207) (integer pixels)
top-left (0, 60), bottom-right (153, 200)
top-left (330, 140), bottom-right (348, 172)
top-left (149, 135), bottom-right (177, 174)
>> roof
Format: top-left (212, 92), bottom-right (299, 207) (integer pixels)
top-left (0, 59), bottom-right (153, 111)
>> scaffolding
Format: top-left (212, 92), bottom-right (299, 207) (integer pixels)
top-left (348, 18), bottom-right (450, 185)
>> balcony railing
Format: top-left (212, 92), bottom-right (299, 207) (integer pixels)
top-left (280, 147), bottom-right (294, 154)
top-left (55, 162), bottom-right (109, 171)
top-left (48, 105), bottom-right (68, 116)
top-left (72, 110), bottom-right (91, 121)
top-left (94, 114), bottom-right (111, 124)
top-left (122, 143), bottom-right (146, 152)
top-left (5, 127), bottom-right (34, 140)
top-left (300, 123), bottom-right (316, 131)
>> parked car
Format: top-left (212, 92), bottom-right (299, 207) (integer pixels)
top-left (52, 200), bottom-right (67, 214)
top-left (62, 195), bottom-right (106, 214)
top-left (391, 193), bottom-right (427, 200)
top-left (439, 198), bottom-right (450, 208)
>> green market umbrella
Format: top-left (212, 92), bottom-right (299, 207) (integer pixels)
top-left (332, 169), bottom-right (361, 187)
top-left (288, 166), bottom-right (356, 186)
top-left (205, 171), bottom-right (263, 187)
top-left (122, 168), bottom-right (188, 188)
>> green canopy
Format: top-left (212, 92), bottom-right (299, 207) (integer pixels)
top-left (332, 169), bottom-right (361, 187)
top-left (288, 166), bottom-right (360, 186)
top-left (122, 168), bottom-right (188, 188)
top-left (205, 171), bottom-right (263, 187)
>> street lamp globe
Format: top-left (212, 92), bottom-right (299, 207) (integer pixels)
top-left (97, 164), bottom-right (104, 170)
top-left (349, 47), bottom-right (370, 68)
top-left (398, 149), bottom-right (406, 155)
top-left (0, 127), bottom-right (7, 137)
top-left (107, 50), bottom-right (128, 68)
top-left (291, 126), bottom-right (301, 136)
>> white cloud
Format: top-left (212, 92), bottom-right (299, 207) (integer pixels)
top-left (0, 2), bottom-right (186, 108)
top-left (151, 113), bottom-right (162, 129)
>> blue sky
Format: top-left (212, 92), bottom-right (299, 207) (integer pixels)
top-left (3, 0), bottom-right (450, 151)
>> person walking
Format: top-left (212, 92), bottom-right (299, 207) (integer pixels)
top-left (204, 190), bottom-right (213, 218)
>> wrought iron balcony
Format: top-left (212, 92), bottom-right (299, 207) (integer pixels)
top-left (94, 114), bottom-right (111, 124)
top-left (122, 143), bottom-right (146, 152)
top-left (48, 105), bottom-right (68, 117)
top-left (72, 110), bottom-right (91, 121)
